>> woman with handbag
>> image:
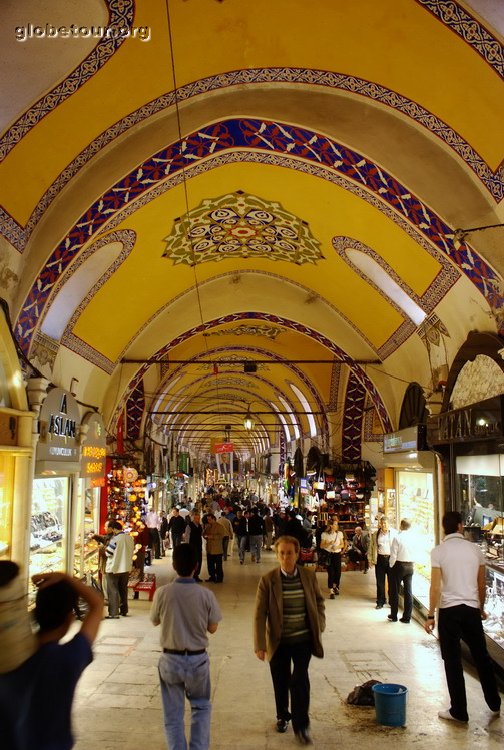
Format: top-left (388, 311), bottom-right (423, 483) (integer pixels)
top-left (320, 517), bottom-right (347, 598)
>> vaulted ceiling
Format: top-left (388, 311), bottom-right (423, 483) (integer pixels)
top-left (1, 0), bottom-right (503, 465)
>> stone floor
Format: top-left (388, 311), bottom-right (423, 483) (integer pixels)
top-left (72, 547), bottom-right (503, 749)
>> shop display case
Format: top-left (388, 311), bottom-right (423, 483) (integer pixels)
top-left (73, 484), bottom-right (100, 580)
top-left (0, 454), bottom-right (14, 559)
top-left (456, 455), bottom-right (504, 660)
top-left (29, 477), bottom-right (68, 588)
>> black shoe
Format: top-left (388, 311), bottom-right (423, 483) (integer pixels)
top-left (294, 727), bottom-right (312, 745)
top-left (399, 618), bottom-right (410, 623)
top-left (205, 578), bottom-right (216, 582)
top-left (375, 604), bottom-right (384, 609)
top-left (387, 615), bottom-right (398, 622)
top-left (104, 615), bottom-right (120, 619)
top-left (276, 719), bottom-right (290, 733)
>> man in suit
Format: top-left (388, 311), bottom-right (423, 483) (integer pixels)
top-left (254, 535), bottom-right (325, 745)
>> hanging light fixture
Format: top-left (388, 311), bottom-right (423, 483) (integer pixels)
top-left (453, 223), bottom-right (504, 250)
top-left (243, 406), bottom-right (255, 431)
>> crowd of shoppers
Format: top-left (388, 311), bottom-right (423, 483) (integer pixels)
top-left (1, 493), bottom-right (501, 750)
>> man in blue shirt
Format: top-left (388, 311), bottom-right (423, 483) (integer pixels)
top-left (0, 565), bottom-right (103, 750)
top-left (151, 543), bottom-right (222, 750)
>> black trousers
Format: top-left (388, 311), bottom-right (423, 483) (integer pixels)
top-left (148, 527), bottom-right (161, 558)
top-left (375, 554), bottom-right (391, 606)
top-left (206, 553), bottom-right (223, 582)
top-left (389, 561), bottom-right (413, 620)
top-left (326, 552), bottom-right (342, 590)
top-left (269, 641), bottom-right (312, 732)
top-left (190, 544), bottom-right (202, 578)
top-left (438, 604), bottom-right (501, 721)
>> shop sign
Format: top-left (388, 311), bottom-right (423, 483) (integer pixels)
top-left (37, 388), bottom-right (80, 463)
top-left (384, 425), bottom-right (427, 453)
top-left (178, 452), bottom-right (189, 474)
top-left (428, 396), bottom-right (503, 445)
top-left (80, 413), bottom-right (106, 483)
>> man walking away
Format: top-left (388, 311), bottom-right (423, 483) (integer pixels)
top-left (150, 543), bottom-right (222, 750)
top-left (424, 511), bottom-right (501, 723)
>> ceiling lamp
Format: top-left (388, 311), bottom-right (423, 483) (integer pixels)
top-left (243, 406), bottom-right (255, 431)
top-left (453, 223), bottom-right (504, 250)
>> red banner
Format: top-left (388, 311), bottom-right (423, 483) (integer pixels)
top-left (213, 442), bottom-right (233, 454)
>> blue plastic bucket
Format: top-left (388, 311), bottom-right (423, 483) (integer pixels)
top-left (372, 683), bottom-right (408, 727)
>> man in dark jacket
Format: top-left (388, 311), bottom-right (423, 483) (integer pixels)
top-left (248, 507), bottom-right (265, 563)
top-left (186, 511), bottom-right (204, 581)
top-left (232, 509), bottom-right (248, 564)
top-left (168, 507), bottom-right (187, 548)
top-left (254, 536), bottom-right (325, 745)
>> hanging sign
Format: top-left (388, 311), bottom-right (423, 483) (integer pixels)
top-left (37, 388), bottom-right (80, 471)
top-left (178, 452), bottom-right (189, 474)
top-left (80, 413), bottom-right (106, 485)
top-left (384, 425), bottom-right (427, 453)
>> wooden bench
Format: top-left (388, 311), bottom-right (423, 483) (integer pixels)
top-left (129, 573), bottom-right (157, 601)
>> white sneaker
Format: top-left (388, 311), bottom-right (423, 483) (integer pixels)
top-left (438, 709), bottom-right (467, 723)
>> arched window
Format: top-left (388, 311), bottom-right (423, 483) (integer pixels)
top-left (289, 383), bottom-right (317, 437)
top-left (345, 247), bottom-right (426, 325)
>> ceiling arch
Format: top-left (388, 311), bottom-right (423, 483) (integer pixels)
top-left (2, 0), bottom-right (502, 472)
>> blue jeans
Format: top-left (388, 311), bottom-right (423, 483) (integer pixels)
top-left (249, 535), bottom-right (263, 561)
top-left (158, 652), bottom-right (211, 750)
top-left (238, 535), bottom-right (247, 562)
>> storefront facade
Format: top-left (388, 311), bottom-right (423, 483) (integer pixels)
top-left (428, 395), bottom-right (504, 667)
top-left (76, 412), bottom-right (107, 582)
top-left (0, 310), bottom-right (35, 567)
top-left (30, 388), bottom-right (81, 591)
top-left (381, 425), bottom-right (439, 611)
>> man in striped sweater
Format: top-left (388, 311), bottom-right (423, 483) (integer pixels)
top-left (254, 535), bottom-right (325, 745)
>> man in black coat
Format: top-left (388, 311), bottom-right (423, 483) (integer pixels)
top-left (167, 507), bottom-right (187, 548)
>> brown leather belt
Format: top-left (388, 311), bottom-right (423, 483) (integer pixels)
top-left (163, 648), bottom-right (206, 655)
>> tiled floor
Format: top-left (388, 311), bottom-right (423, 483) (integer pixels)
top-left (72, 548), bottom-right (503, 749)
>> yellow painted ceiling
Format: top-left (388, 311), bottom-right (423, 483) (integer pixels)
top-left (3, 0), bottom-right (503, 458)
